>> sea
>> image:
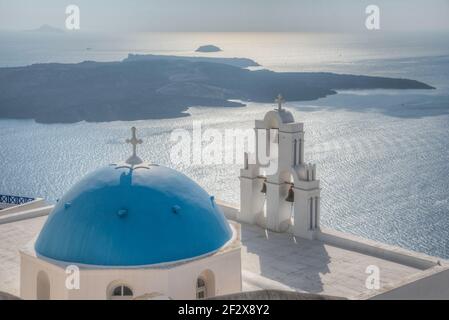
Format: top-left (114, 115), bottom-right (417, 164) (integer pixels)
top-left (1, 31), bottom-right (449, 258)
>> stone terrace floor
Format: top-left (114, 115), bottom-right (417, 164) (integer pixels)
top-left (239, 223), bottom-right (421, 299)
top-left (0, 216), bottom-right (46, 296)
top-left (0, 216), bottom-right (422, 299)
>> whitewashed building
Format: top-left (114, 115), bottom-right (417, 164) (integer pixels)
top-left (19, 128), bottom-right (241, 300)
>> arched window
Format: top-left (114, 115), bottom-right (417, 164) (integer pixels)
top-left (36, 271), bottom-right (50, 300)
top-left (196, 277), bottom-right (207, 299)
top-left (195, 270), bottom-right (215, 299)
top-left (110, 284), bottom-right (133, 300)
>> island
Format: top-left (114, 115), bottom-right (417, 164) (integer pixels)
top-left (0, 54), bottom-right (434, 123)
top-left (124, 54), bottom-right (258, 68)
top-left (195, 45), bottom-right (222, 53)
top-left (27, 24), bottom-right (64, 34)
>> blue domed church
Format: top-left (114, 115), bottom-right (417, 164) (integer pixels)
top-left (20, 128), bottom-right (242, 300)
top-left (14, 100), bottom-right (449, 300)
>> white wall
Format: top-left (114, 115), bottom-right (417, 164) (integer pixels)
top-left (317, 228), bottom-right (438, 270)
top-left (21, 246), bottom-right (241, 300)
top-left (168, 248), bottom-right (242, 299)
top-left (20, 253), bottom-right (68, 299)
top-left (0, 198), bottom-right (46, 217)
top-left (368, 267), bottom-right (449, 300)
top-left (0, 205), bottom-right (53, 225)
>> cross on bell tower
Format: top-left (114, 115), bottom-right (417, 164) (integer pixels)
top-left (275, 94), bottom-right (284, 111)
top-left (125, 127), bottom-right (143, 165)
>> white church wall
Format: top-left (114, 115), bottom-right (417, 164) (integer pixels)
top-left (68, 268), bottom-right (169, 299)
top-left (21, 244), bottom-right (241, 300)
top-left (167, 247), bottom-right (241, 299)
top-left (66, 247), bottom-right (241, 300)
top-left (20, 254), bottom-right (37, 299)
top-left (20, 253), bottom-right (68, 299)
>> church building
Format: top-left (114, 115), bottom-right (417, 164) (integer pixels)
top-left (19, 128), bottom-right (241, 300)
top-left (2, 95), bottom-right (447, 300)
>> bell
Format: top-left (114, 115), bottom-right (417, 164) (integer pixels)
top-left (285, 186), bottom-right (294, 202)
top-left (260, 181), bottom-right (267, 194)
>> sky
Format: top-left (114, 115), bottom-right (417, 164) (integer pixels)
top-left (0, 0), bottom-right (448, 33)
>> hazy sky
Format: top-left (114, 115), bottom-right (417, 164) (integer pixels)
top-left (0, 0), bottom-right (448, 33)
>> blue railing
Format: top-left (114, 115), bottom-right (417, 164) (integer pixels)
top-left (0, 194), bottom-right (35, 205)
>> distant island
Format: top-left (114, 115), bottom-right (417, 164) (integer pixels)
top-left (125, 54), bottom-right (258, 68)
top-left (0, 54), bottom-right (434, 123)
top-left (27, 24), bottom-right (64, 34)
top-left (195, 45), bottom-right (222, 53)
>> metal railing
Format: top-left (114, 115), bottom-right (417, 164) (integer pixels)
top-left (0, 194), bottom-right (35, 205)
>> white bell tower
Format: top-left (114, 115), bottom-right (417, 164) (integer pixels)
top-left (239, 95), bottom-right (321, 239)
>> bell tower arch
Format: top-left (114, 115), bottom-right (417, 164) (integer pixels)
top-left (239, 95), bottom-right (321, 238)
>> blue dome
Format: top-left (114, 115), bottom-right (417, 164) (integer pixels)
top-left (35, 164), bottom-right (232, 267)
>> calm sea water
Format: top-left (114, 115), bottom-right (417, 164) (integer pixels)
top-left (1, 32), bottom-right (449, 258)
